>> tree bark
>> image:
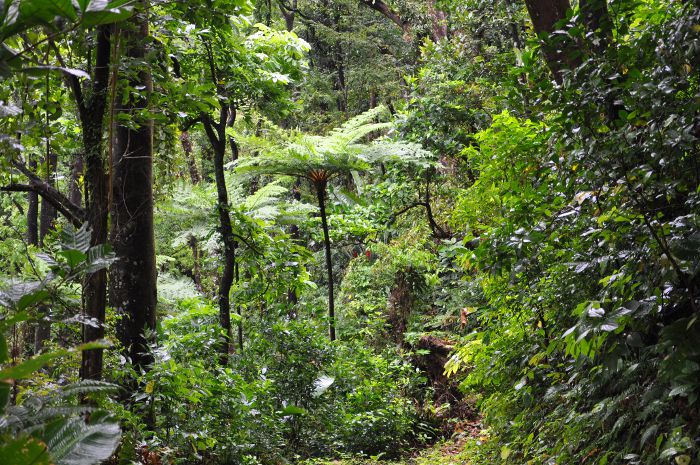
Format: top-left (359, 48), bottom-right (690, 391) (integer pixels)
top-left (203, 108), bottom-right (235, 364)
top-left (279, 0), bottom-right (297, 31)
top-left (227, 112), bottom-right (243, 351)
top-left (111, 3), bottom-right (157, 376)
top-left (315, 181), bottom-right (335, 341)
top-left (26, 158), bottom-right (38, 246)
top-left (358, 0), bottom-right (411, 40)
top-left (79, 24), bottom-right (112, 381)
top-left (523, 0), bottom-right (576, 83)
top-left (35, 149), bottom-right (57, 354)
top-left (39, 150), bottom-right (57, 246)
top-left (69, 152), bottom-right (83, 207)
top-left (427, 0), bottom-right (448, 42)
top-left (180, 131), bottom-right (200, 184)
top-left (189, 235), bottom-right (203, 292)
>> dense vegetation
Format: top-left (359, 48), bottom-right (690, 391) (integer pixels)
top-left (1, 1), bottom-right (699, 464)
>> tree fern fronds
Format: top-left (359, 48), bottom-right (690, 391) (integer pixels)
top-left (360, 141), bottom-right (436, 168)
top-left (41, 411), bottom-right (120, 465)
top-left (244, 181), bottom-right (287, 214)
top-left (56, 381), bottom-right (120, 398)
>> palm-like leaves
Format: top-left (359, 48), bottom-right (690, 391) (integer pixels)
top-left (237, 105), bottom-right (435, 184)
top-left (236, 106), bottom-right (435, 341)
top-left (0, 381), bottom-right (121, 465)
top-left (237, 105), bottom-right (391, 184)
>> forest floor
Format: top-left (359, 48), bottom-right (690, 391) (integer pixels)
top-left (302, 434), bottom-right (485, 465)
top-left (304, 416), bottom-right (487, 465)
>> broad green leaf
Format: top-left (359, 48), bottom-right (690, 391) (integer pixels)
top-left (0, 435), bottom-right (51, 465)
top-left (58, 249), bottom-right (88, 269)
top-left (82, 0), bottom-right (133, 27)
top-left (17, 289), bottom-right (50, 311)
top-left (281, 405), bottom-right (306, 415)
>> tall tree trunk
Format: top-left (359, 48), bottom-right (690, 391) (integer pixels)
top-left (213, 141), bottom-right (234, 362)
top-left (236, 262), bottom-right (242, 351)
top-left (227, 112), bottom-right (242, 351)
top-left (111, 3), bottom-right (157, 376)
top-left (24, 165), bottom-right (41, 359)
top-left (315, 182), bottom-right (335, 341)
top-left (427, 0), bottom-right (448, 42)
top-left (523, 0), bottom-right (576, 83)
top-left (80, 25), bottom-right (112, 382)
top-left (35, 149), bottom-right (57, 353)
top-left (334, 43), bottom-right (347, 114)
top-left (26, 158), bottom-right (38, 246)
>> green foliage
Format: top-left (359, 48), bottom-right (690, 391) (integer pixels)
top-left (441, 3), bottom-right (700, 464)
top-left (125, 298), bottom-right (424, 464)
top-left (0, 232), bottom-right (120, 465)
top-left (0, 0), bottom-right (131, 76)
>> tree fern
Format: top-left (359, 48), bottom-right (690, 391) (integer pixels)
top-left (236, 106), bottom-right (434, 341)
top-left (0, 381), bottom-right (121, 465)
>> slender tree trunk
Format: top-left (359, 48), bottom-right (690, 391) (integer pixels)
top-left (26, 158), bottom-right (38, 246)
top-left (369, 90), bottom-right (378, 109)
top-left (427, 0), bottom-right (448, 42)
top-left (236, 262), bottom-right (242, 351)
top-left (203, 107), bottom-right (236, 364)
top-left (315, 182), bottom-right (335, 341)
top-left (39, 150), bottom-right (57, 246)
top-left (180, 131), bottom-right (200, 184)
top-left (279, 0), bottom-right (297, 31)
top-left (69, 152), bottom-right (83, 207)
top-left (189, 235), bottom-right (203, 292)
top-left (335, 46), bottom-right (347, 114)
top-left (287, 178), bottom-right (301, 312)
top-left (213, 141), bottom-right (234, 362)
top-left (227, 114), bottom-right (242, 351)
top-left (34, 149), bottom-right (57, 353)
top-left (580, 0), bottom-right (612, 53)
top-left (111, 2), bottom-right (157, 376)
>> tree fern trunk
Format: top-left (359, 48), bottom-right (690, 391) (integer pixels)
top-left (316, 182), bottom-right (336, 341)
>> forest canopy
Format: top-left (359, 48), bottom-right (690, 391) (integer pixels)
top-left (1, 0), bottom-right (699, 464)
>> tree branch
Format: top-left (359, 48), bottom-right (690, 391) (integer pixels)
top-left (277, 0), bottom-right (316, 22)
top-left (49, 40), bottom-right (87, 121)
top-left (201, 113), bottom-right (223, 153)
top-left (2, 170), bottom-right (85, 228)
top-left (180, 115), bottom-right (202, 132)
top-left (358, 0), bottom-right (411, 37)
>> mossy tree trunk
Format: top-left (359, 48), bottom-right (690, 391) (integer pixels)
top-left (111, 3), bottom-right (157, 377)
